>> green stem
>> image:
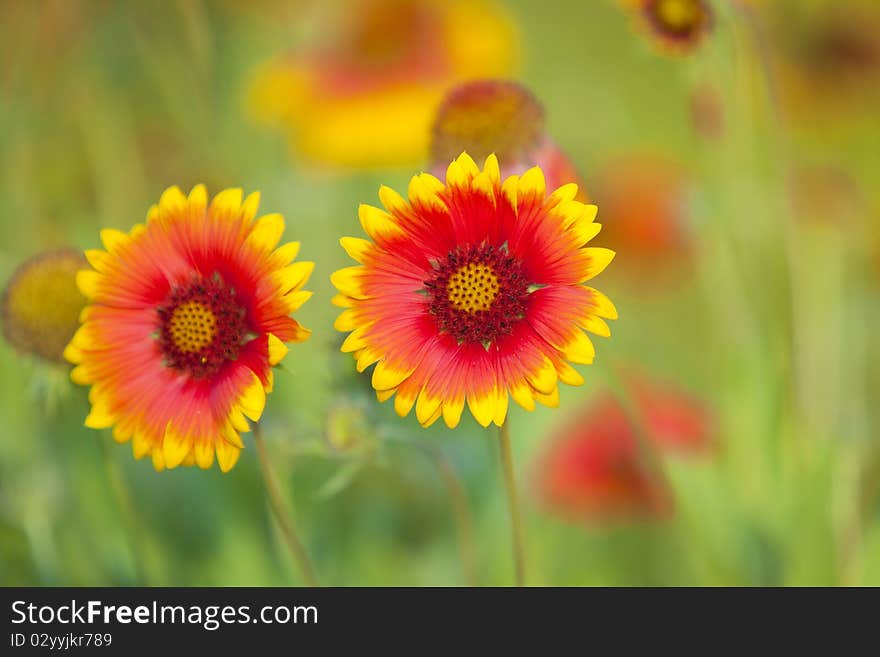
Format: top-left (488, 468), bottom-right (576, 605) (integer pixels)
top-left (497, 422), bottom-right (526, 586)
top-left (97, 436), bottom-right (151, 585)
top-left (252, 422), bottom-right (320, 587)
top-left (427, 445), bottom-right (479, 587)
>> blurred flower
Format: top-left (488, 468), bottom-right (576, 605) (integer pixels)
top-left (430, 79), bottom-right (588, 199)
top-left (624, 0), bottom-right (713, 55)
top-left (65, 186), bottom-right (313, 472)
top-left (627, 373), bottom-right (714, 455)
top-left (532, 396), bottom-right (672, 524)
top-left (324, 399), bottom-right (379, 456)
top-left (788, 166), bottom-right (864, 227)
top-left (2, 249), bottom-right (87, 364)
top-left (769, 1), bottom-right (880, 124)
top-left (689, 82), bottom-right (724, 140)
top-left (249, 0), bottom-right (518, 168)
top-left (593, 153), bottom-right (692, 274)
top-left (532, 375), bottom-right (712, 525)
top-left (332, 153), bottom-right (617, 428)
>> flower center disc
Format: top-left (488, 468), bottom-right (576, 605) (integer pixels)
top-left (649, 0), bottom-right (703, 37)
top-left (426, 244), bottom-right (530, 345)
top-left (168, 301), bottom-right (217, 354)
top-left (447, 263), bottom-right (500, 313)
top-left (158, 276), bottom-right (247, 379)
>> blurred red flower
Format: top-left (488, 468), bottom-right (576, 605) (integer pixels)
top-left (532, 375), bottom-right (712, 525)
top-left (593, 154), bottom-right (691, 274)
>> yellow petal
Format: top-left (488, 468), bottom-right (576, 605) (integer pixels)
top-left (372, 359), bottom-right (414, 391)
top-left (534, 387), bottom-right (560, 408)
top-left (162, 424), bottom-right (191, 469)
top-left (84, 249), bottom-right (111, 273)
top-left (415, 388), bottom-right (443, 426)
top-left (132, 429), bottom-right (153, 459)
top-left (238, 373), bottom-right (267, 422)
top-left (546, 182), bottom-right (579, 208)
top-left (64, 343), bottom-right (83, 365)
top-left (446, 159), bottom-right (469, 188)
top-left (276, 261), bottom-right (314, 294)
top-left (151, 448), bottom-right (166, 472)
top-left (341, 327), bottom-right (371, 353)
top-left (247, 213), bottom-right (285, 253)
top-left (408, 173), bottom-right (447, 210)
top-left (526, 355), bottom-right (558, 395)
top-left (159, 185), bottom-right (186, 212)
top-left (333, 309), bottom-right (360, 332)
top-left (210, 188), bottom-right (243, 215)
top-left (340, 236), bottom-right (373, 263)
top-left (582, 248), bottom-right (616, 281)
top-left (394, 386), bottom-right (417, 417)
top-left (84, 397), bottom-right (115, 429)
top-left (76, 270), bottom-right (102, 299)
top-left (501, 174), bottom-right (519, 208)
top-left (272, 241), bottom-right (301, 265)
top-left (518, 166), bottom-right (546, 201)
top-left (555, 360), bottom-right (585, 386)
top-left (421, 405), bottom-right (443, 428)
top-left (70, 365), bottom-right (92, 385)
top-left (492, 390), bottom-right (509, 427)
top-left (359, 204), bottom-right (403, 241)
top-left (267, 333), bottom-right (288, 365)
top-left (483, 154), bottom-right (501, 186)
top-left (356, 344), bottom-right (383, 372)
top-left (215, 439), bottom-right (241, 473)
top-left (100, 228), bottom-right (130, 253)
top-left (330, 266), bottom-right (367, 299)
top-left (472, 171), bottom-right (496, 203)
top-left (509, 380), bottom-right (535, 412)
top-left (376, 388), bottom-right (396, 402)
top-left (331, 293), bottom-right (355, 308)
top-left (378, 184), bottom-right (408, 215)
top-left (562, 330), bottom-right (596, 365)
top-left (587, 287), bottom-right (618, 320)
top-left (187, 184), bottom-right (208, 209)
top-left (285, 290), bottom-right (312, 312)
top-left (194, 440), bottom-right (215, 469)
top-left (442, 395), bottom-right (465, 428)
top-left (467, 389), bottom-right (497, 428)
top-left (455, 151), bottom-right (480, 178)
top-left (241, 190), bottom-right (261, 222)
top-left (581, 315), bottom-right (611, 338)
top-left (228, 406), bottom-right (250, 435)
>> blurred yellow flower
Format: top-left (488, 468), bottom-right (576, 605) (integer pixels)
top-left (622, 0), bottom-right (713, 55)
top-left (2, 249), bottom-right (87, 364)
top-left (249, 0), bottom-right (519, 168)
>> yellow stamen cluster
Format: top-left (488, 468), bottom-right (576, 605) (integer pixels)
top-left (447, 263), bottom-right (500, 313)
top-left (168, 301), bottom-right (217, 354)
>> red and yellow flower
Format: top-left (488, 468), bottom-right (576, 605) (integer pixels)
top-left (65, 185), bottom-right (313, 472)
top-left (249, 0), bottom-right (518, 168)
top-left (331, 152), bottom-right (617, 428)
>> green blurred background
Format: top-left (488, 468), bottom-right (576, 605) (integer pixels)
top-left (1, 0), bottom-right (879, 586)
